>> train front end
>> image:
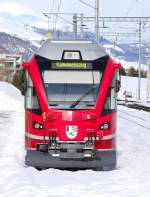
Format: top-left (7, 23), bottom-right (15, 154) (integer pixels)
top-left (23, 40), bottom-right (121, 169)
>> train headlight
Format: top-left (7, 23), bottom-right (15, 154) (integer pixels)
top-left (34, 123), bottom-right (40, 129)
top-left (63, 51), bottom-right (81, 60)
top-left (33, 122), bottom-right (43, 129)
top-left (100, 123), bottom-right (110, 130)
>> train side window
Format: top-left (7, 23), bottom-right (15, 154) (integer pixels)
top-left (104, 88), bottom-right (116, 110)
top-left (25, 72), bottom-right (40, 110)
top-left (116, 70), bottom-right (121, 92)
top-left (104, 72), bottom-right (117, 111)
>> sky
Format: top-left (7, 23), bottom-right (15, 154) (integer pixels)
top-left (7, 0), bottom-right (149, 17)
top-left (0, 0), bottom-right (150, 43)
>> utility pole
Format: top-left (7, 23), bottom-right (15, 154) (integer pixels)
top-left (95, 0), bottom-right (99, 42)
top-left (147, 48), bottom-right (150, 101)
top-left (113, 36), bottom-right (118, 61)
top-left (43, 13), bottom-right (52, 39)
top-left (138, 21), bottom-right (142, 100)
top-left (43, 13), bottom-right (50, 32)
top-left (80, 13), bottom-right (84, 38)
top-left (73, 14), bottom-right (78, 38)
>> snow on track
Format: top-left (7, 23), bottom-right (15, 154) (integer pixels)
top-left (0, 82), bottom-right (150, 197)
top-left (118, 107), bottom-right (150, 130)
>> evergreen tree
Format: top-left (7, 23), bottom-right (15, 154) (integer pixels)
top-left (12, 69), bottom-right (26, 93)
top-left (141, 70), bottom-right (147, 78)
top-left (119, 66), bottom-right (126, 76)
top-left (127, 66), bottom-right (138, 77)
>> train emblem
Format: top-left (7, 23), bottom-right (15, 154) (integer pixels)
top-left (66, 126), bottom-right (78, 139)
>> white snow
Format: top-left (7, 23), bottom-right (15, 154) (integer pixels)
top-left (0, 1), bottom-right (46, 41)
top-left (118, 76), bottom-right (147, 101)
top-left (0, 82), bottom-right (23, 111)
top-left (0, 1), bottom-right (39, 17)
top-left (0, 81), bottom-right (150, 197)
top-left (0, 1), bottom-right (65, 41)
top-left (104, 44), bottom-right (124, 53)
top-left (0, 16), bottom-right (43, 41)
top-left (118, 59), bottom-right (147, 70)
top-left (104, 44), bottom-right (147, 70)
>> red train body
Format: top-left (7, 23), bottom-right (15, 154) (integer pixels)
top-left (23, 40), bottom-right (121, 169)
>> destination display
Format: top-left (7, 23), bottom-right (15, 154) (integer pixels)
top-left (52, 62), bottom-right (92, 69)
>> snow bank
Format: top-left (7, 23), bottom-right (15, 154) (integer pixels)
top-left (0, 82), bottom-right (23, 111)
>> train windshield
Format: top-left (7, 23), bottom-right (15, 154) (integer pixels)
top-left (43, 70), bottom-right (102, 110)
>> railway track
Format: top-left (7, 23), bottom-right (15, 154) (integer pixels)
top-left (127, 103), bottom-right (150, 112)
top-left (118, 110), bottom-right (148, 122)
top-left (118, 100), bottom-right (150, 113)
top-left (118, 108), bottom-right (150, 130)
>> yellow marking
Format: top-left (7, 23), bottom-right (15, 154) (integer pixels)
top-left (56, 62), bottom-right (87, 68)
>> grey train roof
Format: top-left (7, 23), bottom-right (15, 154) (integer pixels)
top-left (37, 40), bottom-right (108, 61)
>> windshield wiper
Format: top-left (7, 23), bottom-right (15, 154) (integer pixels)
top-left (49, 103), bottom-right (58, 106)
top-left (70, 85), bottom-right (97, 109)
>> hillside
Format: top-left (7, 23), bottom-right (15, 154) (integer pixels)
top-left (0, 32), bottom-right (38, 61)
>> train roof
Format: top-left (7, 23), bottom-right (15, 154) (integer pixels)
top-left (36, 40), bottom-right (108, 61)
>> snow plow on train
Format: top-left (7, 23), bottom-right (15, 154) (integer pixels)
top-left (22, 40), bottom-right (121, 170)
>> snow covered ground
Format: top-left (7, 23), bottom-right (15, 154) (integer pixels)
top-left (0, 81), bottom-right (150, 197)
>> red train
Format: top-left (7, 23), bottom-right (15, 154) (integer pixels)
top-left (22, 40), bottom-right (121, 170)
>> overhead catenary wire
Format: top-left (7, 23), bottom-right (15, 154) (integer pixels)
top-left (126, 0), bottom-right (139, 16)
top-left (57, 15), bottom-right (73, 25)
top-left (54, 0), bottom-right (62, 30)
top-left (77, 0), bottom-right (95, 9)
top-left (50, 0), bottom-right (55, 31)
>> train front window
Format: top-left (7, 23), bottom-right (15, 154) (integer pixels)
top-left (43, 70), bottom-right (102, 109)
